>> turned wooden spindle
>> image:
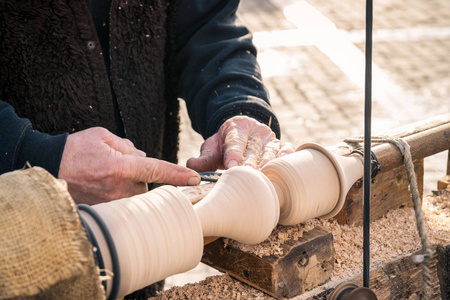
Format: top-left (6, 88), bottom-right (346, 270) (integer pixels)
top-left (194, 166), bottom-right (279, 245)
top-left (79, 166), bottom-right (280, 298)
top-left (262, 143), bottom-right (364, 225)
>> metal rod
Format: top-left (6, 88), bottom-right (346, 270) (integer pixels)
top-left (363, 0), bottom-right (373, 288)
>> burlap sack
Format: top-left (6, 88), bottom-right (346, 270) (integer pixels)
top-left (0, 167), bottom-right (104, 300)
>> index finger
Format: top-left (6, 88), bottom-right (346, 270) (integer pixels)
top-left (122, 155), bottom-right (200, 186)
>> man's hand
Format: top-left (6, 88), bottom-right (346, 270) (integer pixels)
top-left (187, 116), bottom-right (295, 172)
top-left (59, 127), bottom-right (200, 205)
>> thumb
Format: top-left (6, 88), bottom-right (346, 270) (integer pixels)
top-left (123, 155), bottom-right (201, 186)
top-left (186, 134), bottom-right (223, 172)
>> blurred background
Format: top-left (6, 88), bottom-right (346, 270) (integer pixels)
top-left (170, 0), bottom-right (450, 289)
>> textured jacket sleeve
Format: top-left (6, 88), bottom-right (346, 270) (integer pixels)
top-left (176, 0), bottom-right (281, 139)
top-left (0, 100), bottom-right (68, 177)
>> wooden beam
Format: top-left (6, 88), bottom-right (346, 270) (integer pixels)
top-left (202, 227), bottom-right (334, 299)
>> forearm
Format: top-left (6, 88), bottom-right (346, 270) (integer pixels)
top-left (176, 0), bottom-right (280, 139)
top-left (0, 101), bottom-right (68, 177)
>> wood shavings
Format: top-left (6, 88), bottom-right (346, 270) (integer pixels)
top-left (223, 222), bottom-right (315, 258)
top-left (153, 274), bottom-right (273, 300)
top-left (180, 183), bottom-right (215, 204)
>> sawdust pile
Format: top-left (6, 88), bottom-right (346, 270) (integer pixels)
top-left (223, 222), bottom-right (315, 258)
top-left (154, 274), bottom-right (272, 300)
top-left (313, 208), bottom-right (421, 280)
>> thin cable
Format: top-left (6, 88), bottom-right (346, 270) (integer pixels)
top-left (363, 0), bottom-right (373, 288)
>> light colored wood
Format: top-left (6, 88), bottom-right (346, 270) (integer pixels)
top-left (166, 186), bottom-right (450, 300)
top-left (262, 143), bottom-right (363, 225)
top-left (439, 175), bottom-right (450, 190)
top-left (194, 166), bottom-right (279, 245)
top-left (83, 186), bottom-right (204, 298)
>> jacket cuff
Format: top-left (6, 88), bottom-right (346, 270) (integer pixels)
top-left (16, 126), bottom-right (68, 177)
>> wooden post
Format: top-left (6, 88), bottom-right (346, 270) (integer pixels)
top-left (202, 227), bottom-right (334, 299)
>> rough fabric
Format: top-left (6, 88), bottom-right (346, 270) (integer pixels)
top-left (0, 0), bottom-right (179, 164)
top-left (0, 167), bottom-right (104, 299)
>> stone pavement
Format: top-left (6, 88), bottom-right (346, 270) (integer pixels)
top-left (168, 0), bottom-right (450, 289)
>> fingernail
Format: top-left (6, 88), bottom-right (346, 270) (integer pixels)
top-left (227, 160), bottom-right (239, 168)
top-left (187, 176), bottom-right (201, 186)
top-left (138, 150), bottom-right (146, 157)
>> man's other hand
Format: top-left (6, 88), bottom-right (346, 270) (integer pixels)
top-left (187, 116), bottom-right (295, 172)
